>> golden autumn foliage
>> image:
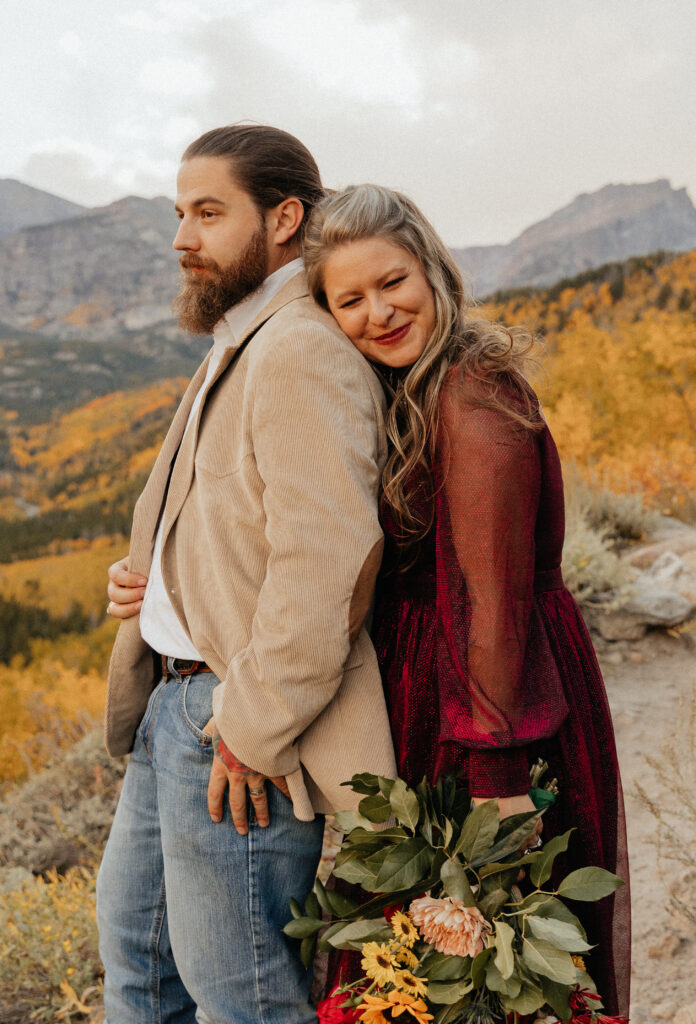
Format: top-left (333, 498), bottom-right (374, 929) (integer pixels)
top-left (482, 249), bottom-right (696, 517)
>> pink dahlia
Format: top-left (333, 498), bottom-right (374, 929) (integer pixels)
top-left (409, 895), bottom-right (492, 958)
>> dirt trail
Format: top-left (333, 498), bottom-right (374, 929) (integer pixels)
top-left (598, 629), bottom-right (696, 1024)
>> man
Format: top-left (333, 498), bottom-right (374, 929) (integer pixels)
top-left (98, 124), bottom-right (396, 1024)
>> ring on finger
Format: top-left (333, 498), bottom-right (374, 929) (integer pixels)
top-left (523, 836), bottom-right (543, 855)
top-left (249, 786), bottom-right (265, 797)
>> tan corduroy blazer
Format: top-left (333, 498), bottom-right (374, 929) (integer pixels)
top-left (105, 273), bottom-right (397, 819)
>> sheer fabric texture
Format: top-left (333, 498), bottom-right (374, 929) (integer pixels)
top-left (326, 371), bottom-right (630, 1016)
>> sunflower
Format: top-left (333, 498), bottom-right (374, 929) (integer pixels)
top-left (572, 955), bottom-right (587, 970)
top-left (390, 911), bottom-right (419, 949)
top-left (393, 969), bottom-right (428, 998)
top-left (396, 947), bottom-right (419, 969)
top-left (360, 942), bottom-right (399, 986)
top-left (386, 991), bottom-right (434, 1023)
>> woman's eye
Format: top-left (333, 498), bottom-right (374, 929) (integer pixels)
top-left (339, 297), bottom-right (361, 309)
top-left (385, 276), bottom-right (406, 289)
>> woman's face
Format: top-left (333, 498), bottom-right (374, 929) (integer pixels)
top-left (322, 237), bottom-right (436, 368)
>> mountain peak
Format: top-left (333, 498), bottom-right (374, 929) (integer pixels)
top-left (0, 179), bottom-right (86, 236)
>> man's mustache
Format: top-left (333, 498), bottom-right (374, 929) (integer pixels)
top-left (179, 254), bottom-right (220, 273)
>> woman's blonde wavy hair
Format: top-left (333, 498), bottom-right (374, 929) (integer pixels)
top-left (303, 184), bottom-right (538, 558)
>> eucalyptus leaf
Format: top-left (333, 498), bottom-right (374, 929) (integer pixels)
top-left (469, 811), bottom-right (543, 867)
top-left (305, 891), bottom-right (321, 920)
top-left (282, 917), bottom-right (325, 939)
top-left (470, 947), bottom-right (493, 987)
top-left (314, 879), bottom-right (333, 915)
top-left (375, 837), bottom-right (433, 892)
top-left (389, 779), bottom-right (421, 830)
top-left (300, 935), bottom-right (316, 968)
top-left (379, 776), bottom-right (396, 797)
top-left (443, 817), bottom-right (454, 849)
top-left (333, 810), bottom-right (374, 833)
top-left (453, 800), bottom-right (499, 861)
top-left (541, 976), bottom-right (573, 1022)
top-left (440, 859), bottom-right (476, 905)
top-left (521, 937), bottom-right (576, 984)
top-left (425, 954), bottom-right (472, 982)
top-left (501, 982), bottom-right (545, 1015)
top-left (359, 793), bottom-right (393, 823)
top-left (529, 829), bottom-right (574, 888)
top-left (326, 918), bottom-right (393, 950)
top-left (494, 921), bottom-right (516, 980)
top-left (534, 898), bottom-right (588, 941)
top-left (477, 886), bottom-right (509, 917)
top-left (478, 851), bottom-right (541, 878)
top-left (557, 867), bottom-right (624, 902)
top-left (317, 920), bottom-right (348, 952)
top-left (332, 856), bottom-right (377, 887)
top-left (427, 978), bottom-right (474, 1004)
top-left (527, 915), bottom-right (593, 953)
top-left (485, 960), bottom-right (521, 997)
top-left (289, 897), bottom-right (302, 920)
top-left (325, 888), bottom-right (360, 918)
top-left (342, 772), bottom-right (380, 795)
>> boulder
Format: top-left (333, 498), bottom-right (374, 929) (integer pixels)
top-left (627, 531), bottom-right (696, 569)
top-left (623, 579), bottom-right (694, 626)
top-left (646, 551), bottom-right (696, 604)
top-left (596, 611), bottom-right (647, 642)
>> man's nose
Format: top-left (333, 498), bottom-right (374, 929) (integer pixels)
top-left (173, 218), bottom-right (200, 252)
top-left (367, 296), bottom-right (394, 327)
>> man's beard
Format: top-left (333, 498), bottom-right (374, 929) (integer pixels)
top-left (173, 220), bottom-right (268, 335)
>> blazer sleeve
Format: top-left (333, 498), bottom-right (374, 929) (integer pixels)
top-left (211, 323), bottom-right (385, 778)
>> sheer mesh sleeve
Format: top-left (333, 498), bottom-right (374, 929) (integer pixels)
top-left (434, 376), bottom-right (568, 797)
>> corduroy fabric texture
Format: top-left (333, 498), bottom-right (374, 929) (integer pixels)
top-left (105, 273), bottom-right (397, 819)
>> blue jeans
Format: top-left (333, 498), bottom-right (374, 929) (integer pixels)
top-left (97, 667), bottom-right (325, 1024)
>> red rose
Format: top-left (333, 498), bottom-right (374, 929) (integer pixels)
top-left (317, 989), bottom-right (362, 1023)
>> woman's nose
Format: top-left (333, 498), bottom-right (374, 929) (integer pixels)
top-left (367, 296), bottom-right (394, 326)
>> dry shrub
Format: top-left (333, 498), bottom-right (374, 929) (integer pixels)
top-left (563, 461), bottom-right (660, 542)
top-left (0, 865), bottom-right (102, 1022)
top-left (562, 476), bottom-right (632, 609)
top-left (635, 684), bottom-right (696, 928)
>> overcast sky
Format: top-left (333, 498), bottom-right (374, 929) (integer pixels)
top-left (2, 0), bottom-right (694, 246)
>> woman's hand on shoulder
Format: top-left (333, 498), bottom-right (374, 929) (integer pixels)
top-left (106, 557), bottom-right (148, 619)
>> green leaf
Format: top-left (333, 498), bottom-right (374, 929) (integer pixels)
top-left (389, 778), bottom-right (421, 830)
top-left (557, 867), bottom-right (624, 902)
top-left (440, 859), bottom-right (476, 905)
top-left (529, 829), bottom-right (574, 887)
top-left (305, 891), bottom-right (321, 919)
top-left (495, 809), bottom-right (542, 841)
top-left (317, 920), bottom-right (349, 952)
top-left (332, 855), bottom-right (378, 887)
top-left (453, 800), bottom-right (500, 861)
top-left (443, 817), bottom-right (454, 849)
top-left (378, 776), bottom-right (396, 797)
top-left (470, 947), bottom-right (492, 987)
top-left (494, 921), bottom-right (516, 980)
top-left (325, 888), bottom-right (360, 918)
top-left (501, 982), bottom-right (545, 1015)
top-left (346, 826), bottom-right (406, 844)
top-left (478, 851), bottom-right (542, 878)
top-left (375, 837), bottom-right (433, 892)
top-left (521, 937), bottom-right (576, 983)
top-left (282, 917), bottom-right (324, 939)
top-left (527, 915), bottom-right (593, 953)
top-left (359, 793), bottom-right (393, 823)
top-left (485, 960), bottom-right (521, 997)
top-left (333, 810), bottom-right (373, 833)
top-left (470, 811), bottom-right (543, 867)
top-left (427, 978), bottom-right (474, 1004)
top-left (424, 953), bottom-right (472, 981)
top-left (289, 897), bottom-right (302, 919)
top-left (314, 879), bottom-right (333, 915)
top-left (342, 772), bottom-right (380, 794)
top-left (541, 976), bottom-right (573, 1022)
top-left (300, 935), bottom-right (316, 968)
top-left (477, 887), bottom-right (509, 917)
top-left (326, 919), bottom-right (393, 950)
top-left (535, 898), bottom-right (588, 941)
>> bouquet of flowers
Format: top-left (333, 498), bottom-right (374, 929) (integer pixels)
top-left (284, 767), bottom-right (626, 1024)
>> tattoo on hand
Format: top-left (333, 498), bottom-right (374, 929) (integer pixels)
top-left (212, 727), bottom-right (256, 774)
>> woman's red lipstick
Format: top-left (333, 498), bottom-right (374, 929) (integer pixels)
top-left (373, 323), bottom-right (411, 345)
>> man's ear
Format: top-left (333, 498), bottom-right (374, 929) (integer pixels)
top-left (267, 197), bottom-right (305, 246)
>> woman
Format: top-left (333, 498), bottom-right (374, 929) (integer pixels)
top-left (302, 185), bottom-right (629, 1017)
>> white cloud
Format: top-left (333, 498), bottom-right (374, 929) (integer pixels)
top-left (59, 30), bottom-right (82, 57)
top-left (138, 56), bottom-right (212, 97)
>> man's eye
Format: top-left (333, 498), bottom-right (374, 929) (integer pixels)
top-left (201, 210), bottom-right (216, 219)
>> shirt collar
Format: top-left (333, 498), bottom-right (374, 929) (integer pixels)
top-left (212, 257), bottom-right (304, 355)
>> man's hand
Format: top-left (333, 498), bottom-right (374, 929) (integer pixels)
top-left (204, 717), bottom-right (290, 835)
top-left (106, 558), bottom-right (148, 619)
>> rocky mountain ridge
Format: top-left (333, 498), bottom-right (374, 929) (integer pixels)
top-left (0, 178), bottom-right (695, 340)
top-left (0, 178), bottom-right (85, 237)
top-left (453, 178), bottom-right (696, 297)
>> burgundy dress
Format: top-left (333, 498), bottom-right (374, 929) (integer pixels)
top-left (326, 371), bottom-right (630, 1016)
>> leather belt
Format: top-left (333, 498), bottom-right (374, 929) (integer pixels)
top-left (161, 655), bottom-right (214, 681)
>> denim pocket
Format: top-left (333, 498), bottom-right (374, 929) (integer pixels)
top-left (179, 675), bottom-right (214, 746)
top-left (138, 679), bottom-right (165, 750)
